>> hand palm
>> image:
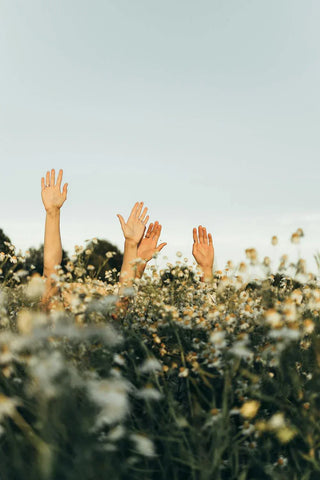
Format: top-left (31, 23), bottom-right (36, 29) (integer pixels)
top-left (41, 169), bottom-right (68, 211)
top-left (117, 202), bottom-right (150, 245)
top-left (192, 226), bottom-right (214, 269)
top-left (192, 244), bottom-right (214, 267)
top-left (137, 222), bottom-right (167, 261)
top-left (124, 218), bottom-right (146, 244)
top-left (138, 236), bottom-right (157, 261)
top-left (42, 186), bottom-right (65, 210)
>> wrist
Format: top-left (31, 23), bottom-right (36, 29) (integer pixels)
top-left (124, 239), bottom-right (138, 249)
top-left (46, 207), bottom-right (60, 216)
top-left (199, 265), bottom-right (213, 278)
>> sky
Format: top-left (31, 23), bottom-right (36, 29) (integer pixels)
top-left (0, 0), bottom-right (319, 272)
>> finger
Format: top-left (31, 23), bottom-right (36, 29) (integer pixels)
top-left (57, 169), bottom-right (63, 188)
top-left (46, 171), bottom-right (50, 186)
top-left (193, 228), bottom-right (198, 244)
top-left (208, 233), bottom-right (213, 246)
top-left (136, 202), bottom-right (144, 219)
top-left (117, 214), bottom-right (126, 232)
top-left (129, 202), bottom-right (139, 219)
top-left (41, 177), bottom-right (45, 190)
top-left (156, 242), bottom-right (167, 252)
top-left (200, 226), bottom-right (205, 244)
top-left (51, 169), bottom-right (55, 186)
top-left (198, 226), bottom-right (204, 244)
top-left (154, 223), bottom-right (162, 241)
top-left (151, 221), bottom-right (159, 238)
top-left (203, 227), bottom-right (208, 243)
top-left (143, 215), bottom-right (149, 226)
top-left (140, 207), bottom-right (148, 222)
top-left (146, 223), bottom-right (153, 238)
top-left (62, 183), bottom-right (68, 200)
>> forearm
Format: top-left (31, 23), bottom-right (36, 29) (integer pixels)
top-left (119, 240), bottom-right (138, 291)
top-left (43, 208), bottom-right (62, 278)
top-left (135, 260), bottom-right (147, 279)
top-left (199, 265), bottom-right (214, 283)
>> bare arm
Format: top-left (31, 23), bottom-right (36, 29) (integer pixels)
top-left (41, 169), bottom-right (68, 303)
top-left (136, 221), bottom-right (167, 279)
top-left (117, 202), bottom-right (149, 292)
top-left (192, 225), bottom-right (214, 282)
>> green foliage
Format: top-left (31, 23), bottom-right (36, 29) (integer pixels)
top-left (0, 228), bottom-right (15, 279)
top-left (0, 247), bottom-right (320, 479)
top-left (79, 239), bottom-right (123, 282)
top-left (23, 245), bottom-right (69, 276)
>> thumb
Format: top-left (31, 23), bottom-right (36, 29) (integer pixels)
top-left (156, 242), bottom-right (167, 253)
top-left (117, 214), bottom-right (126, 232)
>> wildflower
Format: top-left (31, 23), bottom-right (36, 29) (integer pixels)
top-left (15, 269), bottom-right (28, 279)
top-left (264, 309), bottom-right (282, 328)
top-left (0, 394), bottom-right (19, 421)
top-left (263, 257), bottom-right (271, 267)
top-left (283, 301), bottom-right (297, 322)
top-left (291, 289), bottom-right (303, 304)
top-left (226, 260), bottom-right (234, 270)
top-left (179, 367), bottom-right (189, 377)
top-left (230, 339), bottom-right (253, 360)
top-left (136, 387), bottom-right (162, 401)
top-left (209, 330), bottom-right (226, 348)
top-left (130, 433), bottom-right (156, 457)
top-left (239, 262), bottom-right (247, 273)
top-left (269, 412), bottom-right (285, 430)
top-left (25, 274), bottom-right (45, 299)
top-left (303, 319), bottom-right (315, 334)
top-left (139, 358), bottom-right (162, 374)
top-left (107, 425), bottom-right (125, 441)
top-left (113, 354), bottom-right (125, 366)
top-left (240, 400), bottom-right (260, 419)
top-left (89, 378), bottom-right (130, 426)
top-left (291, 232), bottom-right (300, 244)
top-left (106, 251), bottom-right (116, 258)
top-left (269, 327), bottom-right (300, 341)
top-left (274, 456), bottom-right (288, 467)
top-left (271, 235), bottom-right (278, 246)
top-left (17, 310), bottom-right (34, 334)
top-left (29, 351), bottom-right (65, 398)
top-left (245, 248), bottom-right (258, 264)
top-left (255, 420), bottom-right (268, 432)
top-left (276, 426), bottom-right (297, 444)
top-left (176, 417), bottom-right (189, 428)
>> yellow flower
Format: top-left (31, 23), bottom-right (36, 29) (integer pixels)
top-left (240, 400), bottom-right (260, 419)
top-left (276, 426), bottom-right (297, 444)
top-left (264, 309), bottom-right (282, 328)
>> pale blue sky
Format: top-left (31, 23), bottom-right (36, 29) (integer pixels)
top-left (0, 0), bottom-right (319, 270)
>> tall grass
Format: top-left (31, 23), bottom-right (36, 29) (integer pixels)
top-left (0, 238), bottom-right (319, 479)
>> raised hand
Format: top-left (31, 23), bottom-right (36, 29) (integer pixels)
top-left (192, 225), bottom-right (214, 281)
top-left (117, 202), bottom-right (149, 246)
top-left (41, 169), bottom-right (68, 212)
top-left (137, 221), bottom-right (167, 262)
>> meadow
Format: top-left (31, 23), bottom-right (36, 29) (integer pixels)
top-left (0, 233), bottom-right (320, 480)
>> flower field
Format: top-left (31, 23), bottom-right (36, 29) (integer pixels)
top-left (0, 240), bottom-right (320, 480)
